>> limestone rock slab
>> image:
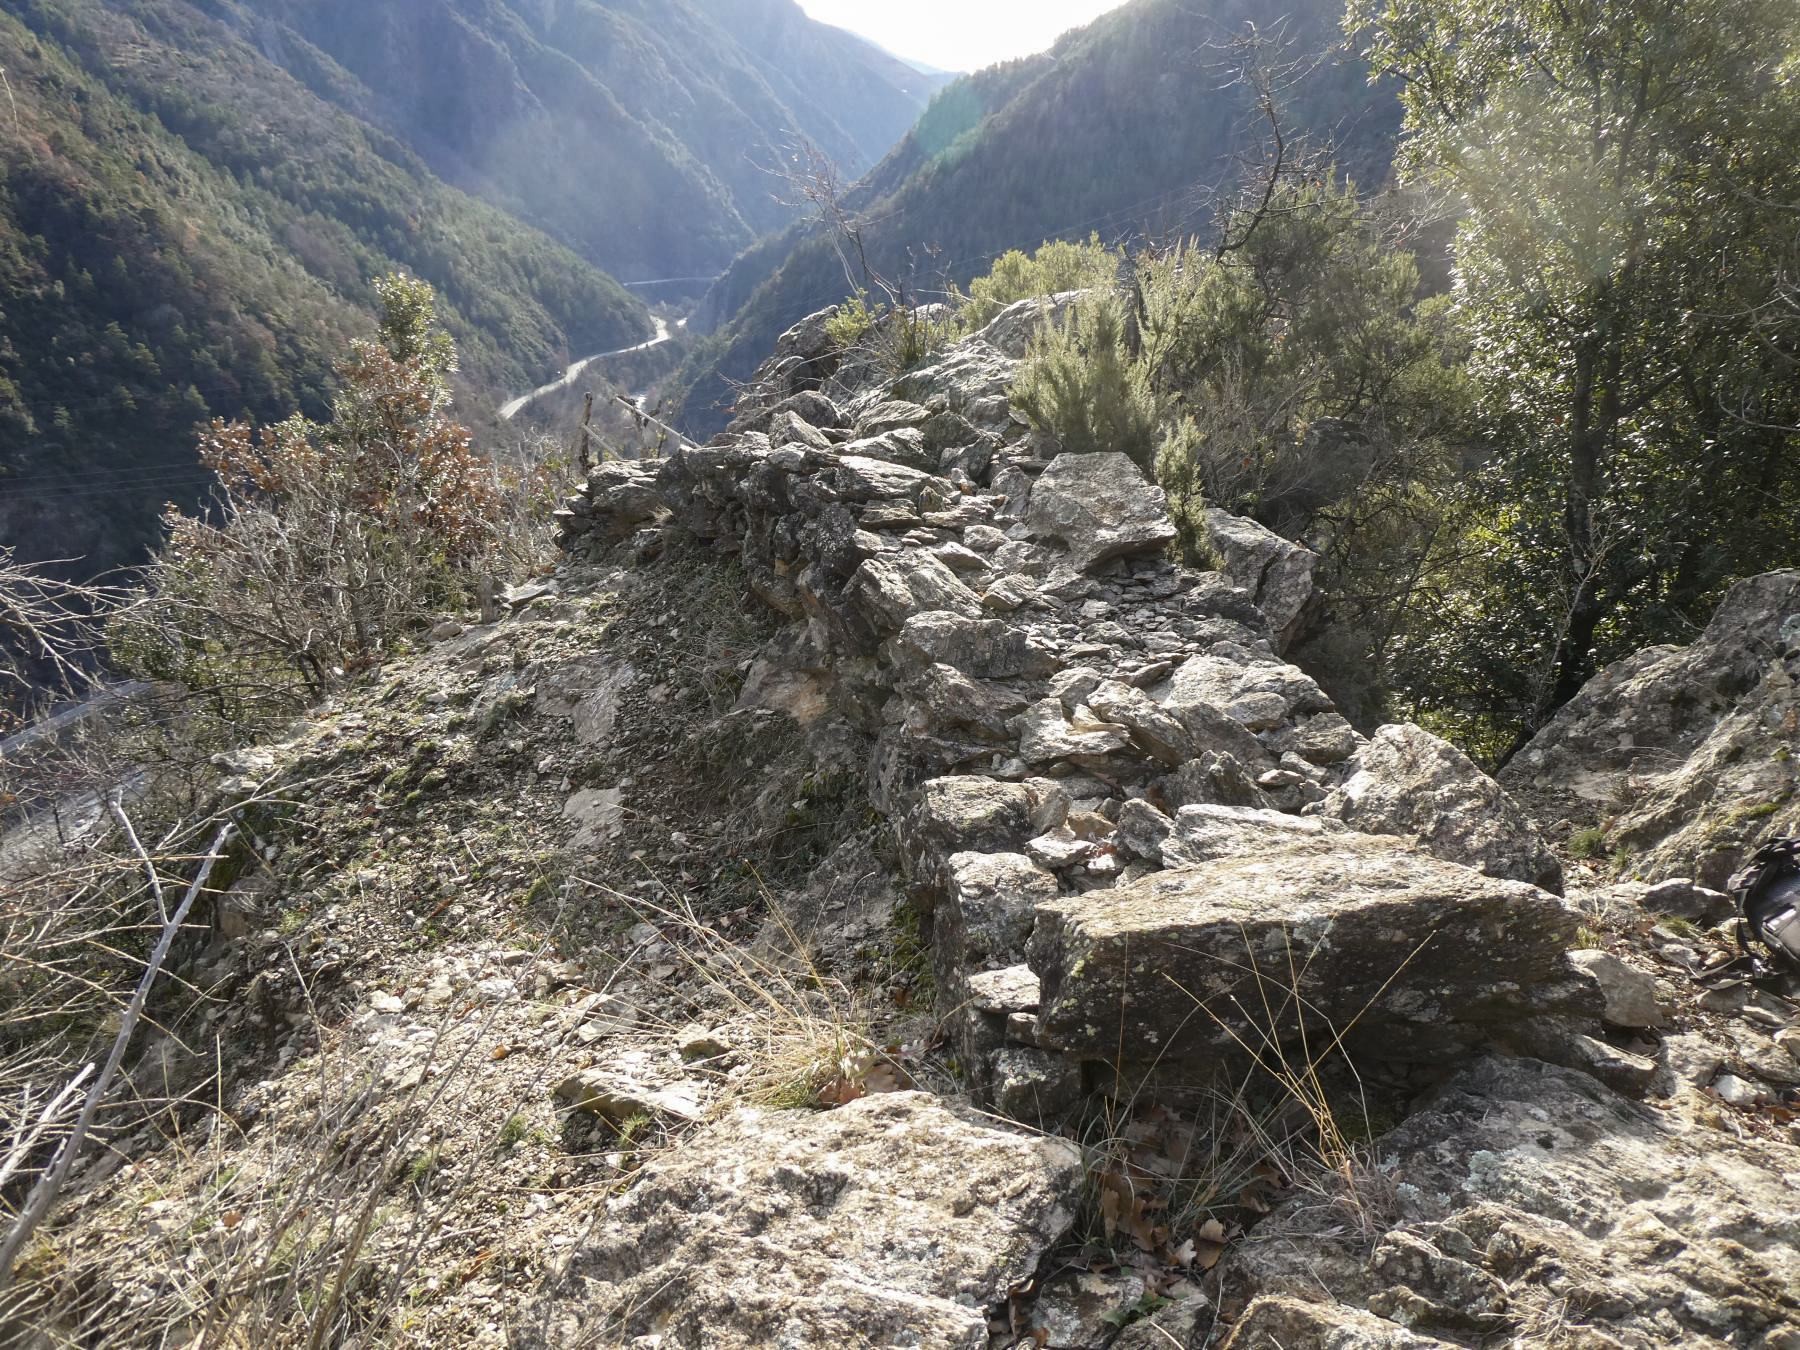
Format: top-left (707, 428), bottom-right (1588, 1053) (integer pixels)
top-left (1028, 833), bottom-right (1589, 1073)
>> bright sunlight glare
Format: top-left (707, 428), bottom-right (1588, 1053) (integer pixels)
top-left (795, 0), bottom-right (1130, 74)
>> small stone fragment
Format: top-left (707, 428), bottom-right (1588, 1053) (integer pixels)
top-left (1709, 1073), bottom-right (1767, 1106)
top-left (1568, 950), bottom-right (1663, 1029)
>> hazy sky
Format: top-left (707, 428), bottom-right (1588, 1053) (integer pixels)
top-left (796, 1), bottom-right (1129, 73)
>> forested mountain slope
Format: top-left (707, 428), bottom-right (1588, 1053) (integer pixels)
top-left (0, 0), bottom-right (941, 583)
top-left (673, 0), bottom-right (1400, 436)
top-left (0, 0), bottom-right (650, 580)
top-left (239, 0), bottom-right (949, 281)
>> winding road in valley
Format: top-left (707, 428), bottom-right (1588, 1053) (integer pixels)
top-left (499, 317), bottom-right (679, 422)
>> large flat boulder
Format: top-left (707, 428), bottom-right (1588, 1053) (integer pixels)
top-left (553, 1092), bottom-right (1082, 1349)
top-left (1028, 833), bottom-right (1592, 1075)
top-left (1026, 452), bottom-right (1176, 574)
top-left (1322, 723), bottom-right (1564, 893)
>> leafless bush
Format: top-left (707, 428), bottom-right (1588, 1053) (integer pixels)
top-left (0, 786), bottom-right (250, 1296)
top-left (0, 549), bottom-right (123, 727)
top-left (108, 276), bottom-right (521, 726)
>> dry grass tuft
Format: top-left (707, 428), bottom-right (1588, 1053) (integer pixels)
top-left (581, 879), bottom-right (903, 1113)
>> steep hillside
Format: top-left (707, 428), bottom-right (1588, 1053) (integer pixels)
top-left (240, 0), bottom-right (947, 281)
top-left (0, 0), bottom-right (650, 580)
top-left (702, 0), bottom-right (958, 163)
top-left (673, 0), bottom-right (1400, 436)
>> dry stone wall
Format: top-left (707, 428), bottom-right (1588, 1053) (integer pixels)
top-left (557, 302), bottom-right (1600, 1121)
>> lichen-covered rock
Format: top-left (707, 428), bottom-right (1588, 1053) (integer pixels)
top-left (1109, 1295), bottom-right (1214, 1349)
top-left (1026, 451), bottom-right (1176, 574)
top-left (848, 554), bottom-right (985, 632)
top-left (886, 611), bottom-right (1056, 679)
top-left (831, 458), bottom-right (935, 509)
top-left (553, 1068), bottom-right (704, 1123)
top-left (771, 388), bottom-right (849, 430)
top-left (729, 307), bottom-right (842, 422)
top-left (1011, 698), bottom-right (1134, 769)
top-left (905, 776), bottom-right (1040, 868)
top-left (1155, 751), bottom-right (1277, 811)
top-left (1621, 875), bottom-right (1737, 924)
top-left (1025, 1270), bottom-right (1154, 1348)
top-left (1222, 1296), bottom-right (1458, 1348)
top-left (895, 664), bottom-right (1028, 742)
top-left (868, 339), bottom-right (1018, 431)
top-left (1323, 723), bottom-right (1564, 893)
top-left (1150, 665), bottom-right (1278, 770)
top-left (989, 1046), bottom-right (1083, 1120)
top-left (1221, 1056), bottom-right (1800, 1348)
top-left (1202, 507), bottom-right (1319, 654)
top-left (854, 399), bottom-right (933, 437)
top-left (1028, 833), bottom-right (1592, 1076)
top-left (1170, 653), bottom-right (1328, 723)
top-left (556, 460), bottom-right (668, 555)
top-left (1567, 948), bottom-right (1663, 1028)
top-left (554, 1092), bottom-right (1083, 1349)
top-left (543, 308), bottom-right (1800, 1350)
top-left (1113, 798), bottom-right (1178, 861)
top-left (976, 290), bottom-right (1088, 359)
top-left (1085, 679), bottom-right (1194, 765)
top-left (770, 408), bottom-right (834, 451)
top-left (966, 964), bottom-right (1041, 1013)
top-left (1266, 707), bottom-right (1360, 765)
top-left (839, 427), bottom-right (936, 471)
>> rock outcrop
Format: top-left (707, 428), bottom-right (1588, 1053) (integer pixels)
top-left (1502, 569), bottom-right (1800, 887)
top-left (22, 299), bottom-right (1799, 1350)
top-left (543, 1092), bottom-right (1083, 1349)
top-left (1029, 833), bottom-right (1593, 1079)
top-left (1202, 506), bottom-right (1319, 654)
top-left (558, 308), bottom-right (1596, 1123)
top-left (1222, 1056), bottom-right (1800, 1348)
top-left (1324, 722), bottom-right (1564, 892)
top-left (547, 313), bottom-right (1800, 1348)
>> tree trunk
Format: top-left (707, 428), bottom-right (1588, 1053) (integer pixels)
top-left (1546, 338), bottom-right (1605, 714)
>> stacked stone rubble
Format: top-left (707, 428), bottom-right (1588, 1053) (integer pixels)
top-left (557, 304), bottom-right (1604, 1117)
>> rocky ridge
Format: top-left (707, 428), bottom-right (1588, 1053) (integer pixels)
top-left (548, 298), bottom-right (1800, 1345)
top-left (559, 296), bottom-right (1601, 1116)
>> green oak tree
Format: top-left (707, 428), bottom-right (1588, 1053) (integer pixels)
top-left (1350, 0), bottom-right (1800, 750)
